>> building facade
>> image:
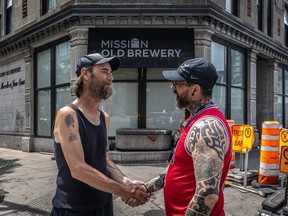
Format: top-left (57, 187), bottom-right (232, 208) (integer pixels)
top-left (0, 0), bottom-right (287, 152)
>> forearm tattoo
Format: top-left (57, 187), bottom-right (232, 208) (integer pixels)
top-left (65, 114), bottom-right (75, 128)
top-left (186, 118), bottom-right (227, 215)
top-left (144, 172), bottom-right (166, 193)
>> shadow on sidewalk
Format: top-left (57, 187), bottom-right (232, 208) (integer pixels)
top-left (144, 209), bottom-right (165, 216)
top-left (0, 199), bottom-right (50, 216)
top-left (0, 158), bottom-right (21, 174)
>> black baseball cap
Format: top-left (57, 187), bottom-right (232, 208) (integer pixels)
top-left (75, 53), bottom-right (120, 77)
top-left (162, 58), bottom-right (218, 90)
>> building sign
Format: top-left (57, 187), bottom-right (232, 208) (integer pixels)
top-left (88, 28), bottom-right (194, 68)
top-left (0, 67), bottom-right (25, 91)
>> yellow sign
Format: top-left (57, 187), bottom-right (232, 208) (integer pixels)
top-left (280, 145), bottom-right (288, 173)
top-left (231, 125), bottom-right (254, 153)
top-left (279, 129), bottom-right (288, 151)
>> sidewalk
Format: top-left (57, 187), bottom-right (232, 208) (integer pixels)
top-left (0, 147), bottom-right (266, 216)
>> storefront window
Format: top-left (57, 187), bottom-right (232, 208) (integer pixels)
top-left (211, 41), bottom-right (246, 124)
top-left (213, 85), bottom-right (227, 116)
top-left (35, 40), bottom-right (70, 137)
top-left (146, 68), bottom-right (185, 132)
top-left (277, 95), bottom-right (283, 124)
top-left (56, 86), bottom-right (71, 113)
top-left (100, 68), bottom-right (185, 137)
top-left (37, 49), bottom-right (51, 88)
top-left (37, 90), bottom-right (51, 136)
top-left (100, 68), bottom-right (138, 137)
top-left (56, 42), bottom-right (70, 84)
top-left (277, 67), bottom-right (288, 127)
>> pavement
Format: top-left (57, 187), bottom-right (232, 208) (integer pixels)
top-left (0, 147), bottom-right (279, 216)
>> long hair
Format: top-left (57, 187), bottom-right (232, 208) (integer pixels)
top-left (72, 76), bottom-right (84, 98)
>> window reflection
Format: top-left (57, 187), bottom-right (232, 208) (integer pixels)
top-left (100, 82), bottom-right (138, 137)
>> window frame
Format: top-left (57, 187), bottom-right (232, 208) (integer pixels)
top-left (211, 39), bottom-right (247, 123)
top-left (267, 0), bottom-right (272, 36)
top-left (105, 67), bottom-right (183, 139)
top-left (41, 0), bottom-right (56, 15)
top-left (285, 6), bottom-right (288, 47)
top-left (0, 0), bottom-right (2, 37)
top-left (257, 0), bottom-right (263, 31)
top-left (5, 0), bottom-right (12, 35)
top-left (226, 0), bottom-right (238, 17)
top-left (34, 37), bottom-right (70, 138)
top-left (277, 65), bottom-right (288, 128)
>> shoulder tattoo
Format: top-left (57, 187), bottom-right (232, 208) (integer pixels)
top-left (187, 118), bottom-right (227, 159)
top-left (185, 118), bottom-right (228, 215)
top-left (65, 114), bottom-right (75, 128)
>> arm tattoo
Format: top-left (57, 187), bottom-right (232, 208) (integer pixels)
top-left (185, 118), bottom-right (227, 215)
top-left (65, 114), bottom-right (75, 128)
top-left (68, 133), bottom-right (79, 142)
top-left (144, 170), bottom-right (166, 193)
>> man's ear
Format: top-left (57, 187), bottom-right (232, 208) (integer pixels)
top-left (191, 84), bottom-right (200, 96)
top-left (81, 67), bottom-right (89, 79)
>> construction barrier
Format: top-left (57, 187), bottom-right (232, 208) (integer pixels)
top-left (258, 121), bottom-right (281, 185)
top-left (227, 119), bottom-right (236, 169)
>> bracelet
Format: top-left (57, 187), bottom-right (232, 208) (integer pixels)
top-left (142, 183), bottom-right (149, 193)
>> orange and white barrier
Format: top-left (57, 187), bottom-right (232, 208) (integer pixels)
top-left (258, 121), bottom-right (281, 185)
top-left (227, 119), bottom-right (236, 169)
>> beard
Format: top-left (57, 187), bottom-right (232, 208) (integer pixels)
top-left (174, 90), bottom-right (190, 109)
top-left (99, 84), bottom-right (113, 100)
top-left (89, 74), bottom-right (113, 100)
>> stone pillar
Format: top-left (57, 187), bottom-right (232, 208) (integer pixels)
top-left (247, 49), bottom-right (259, 147)
top-left (247, 49), bottom-right (258, 127)
top-left (256, 58), bottom-right (277, 132)
top-left (22, 50), bottom-right (34, 152)
top-left (69, 27), bottom-right (89, 100)
top-left (194, 28), bottom-right (214, 60)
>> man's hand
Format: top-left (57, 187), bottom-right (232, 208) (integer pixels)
top-left (120, 180), bottom-right (152, 207)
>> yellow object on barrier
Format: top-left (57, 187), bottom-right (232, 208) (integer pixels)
top-left (280, 145), bottom-right (288, 174)
top-left (279, 128), bottom-right (288, 174)
top-left (227, 119), bottom-right (236, 169)
top-left (231, 124), bottom-right (254, 153)
top-left (279, 128), bottom-right (288, 151)
top-left (258, 121), bottom-right (281, 185)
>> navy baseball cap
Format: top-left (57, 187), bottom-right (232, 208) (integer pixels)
top-left (162, 58), bottom-right (218, 90)
top-left (75, 53), bottom-right (120, 77)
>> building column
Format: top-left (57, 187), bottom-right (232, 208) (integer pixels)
top-left (194, 28), bottom-right (214, 60)
top-left (69, 27), bottom-right (89, 99)
top-left (247, 49), bottom-right (258, 127)
top-left (22, 50), bottom-right (34, 152)
top-left (256, 58), bottom-right (278, 132)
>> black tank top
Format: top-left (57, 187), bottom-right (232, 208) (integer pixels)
top-left (52, 103), bottom-right (110, 210)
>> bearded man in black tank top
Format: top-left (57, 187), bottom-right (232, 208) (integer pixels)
top-left (50, 53), bottom-right (150, 216)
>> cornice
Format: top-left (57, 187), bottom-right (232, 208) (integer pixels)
top-left (0, 4), bottom-right (287, 64)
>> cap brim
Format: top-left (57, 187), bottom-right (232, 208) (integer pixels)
top-left (162, 69), bottom-right (185, 81)
top-left (94, 56), bottom-right (120, 71)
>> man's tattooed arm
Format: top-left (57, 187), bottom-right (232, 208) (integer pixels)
top-left (64, 114), bottom-right (79, 142)
top-left (185, 117), bottom-right (227, 216)
top-left (144, 168), bottom-right (167, 193)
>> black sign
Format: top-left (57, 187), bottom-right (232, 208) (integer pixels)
top-left (88, 28), bottom-right (194, 68)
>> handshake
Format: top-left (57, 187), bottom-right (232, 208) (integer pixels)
top-left (119, 178), bottom-right (152, 207)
